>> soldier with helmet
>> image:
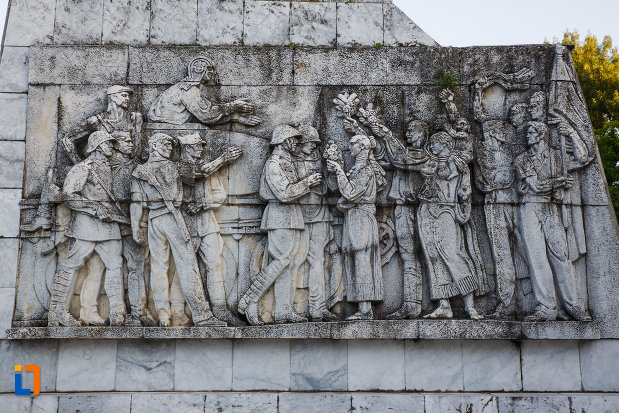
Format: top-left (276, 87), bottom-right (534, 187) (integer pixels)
top-left (238, 125), bottom-right (323, 325)
top-left (48, 131), bottom-right (127, 326)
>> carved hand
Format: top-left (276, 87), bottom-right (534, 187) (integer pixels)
top-left (439, 88), bottom-right (454, 103)
top-left (326, 160), bottom-right (342, 174)
top-left (97, 205), bottom-right (114, 223)
top-left (133, 227), bottom-right (145, 245)
top-left (513, 68), bottom-right (535, 84)
top-left (224, 145), bottom-right (244, 162)
top-left (238, 115), bottom-right (261, 126)
top-left (343, 116), bottom-right (359, 134)
top-left (232, 98), bottom-right (256, 114)
top-left (186, 203), bottom-right (200, 215)
top-left (305, 173), bottom-right (323, 187)
top-left (62, 137), bottom-right (77, 156)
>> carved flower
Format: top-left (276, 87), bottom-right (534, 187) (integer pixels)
top-left (333, 92), bottom-right (361, 118)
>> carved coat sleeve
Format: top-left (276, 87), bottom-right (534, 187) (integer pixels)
top-left (63, 164), bottom-right (96, 215)
top-left (180, 87), bottom-right (232, 125)
top-left (265, 159), bottom-right (310, 203)
top-left (336, 167), bottom-right (371, 203)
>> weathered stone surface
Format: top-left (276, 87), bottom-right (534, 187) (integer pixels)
top-left (232, 339), bottom-right (290, 390)
top-left (0, 340), bottom-right (58, 392)
top-left (131, 394), bottom-right (205, 413)
top-left (144, 326), bottom-right (234, 339)
top-left (406, 340), bottom-right (463, 391)
top-left (570, 394), bottom-right (619, 413)
top-left (29, 46), bottom-right (128, 85)
top-left (115, 341), bottom-right (174, 391)
top-left (102, 0), bottom-right (150, 45)
top-left (521, 340), bottom-right (581, 391)
top-left (580, 339), bottom-right (619, 391)
top-left (236, 322), bottom-right (332, 339)
top-left (348, 340), bottom-right (405, 390)
top-left (279, 393), bottom-right (351, 413)
top-left (522, 321), bottom-right (601, 340)
top-left (0, 93), bottom-right (27, 140)
top-left (0, 288), bottom-right (15, 338)
top-left (418, 320), bottom-right (521, 340)
top-left (0, 395), bottom-right (31, 413)
top-left (498, 395), bottom-right (571, 413)
top-left (384, 4), bottom-right (438, 47)
top-left (57, 340), bottom-right (117, 391)
top-left (386, 47), bottom-right (461, 85)
top-left (0, 239), bottom-right (19, 288)
top-left (352, 393), bottom-right (425, 413)
top-left (0, 141), bottom-right (25, 188)
top-left (198, 0), bottom-right (244, 46)
top-left (0, 189), bottom-right (22, 237)
top-left (3, 0), bottom-right (55, 46)
top-left (244, 1), bottom-right (290, 46)
top-left (294, 48), bottom-right (387, 85)
top-left (462, 340), bottom-right (522, 391)
top-left (290, 340), bottom-right (347, 391)
top-left (336, 3), bottom-right (383, 47)
top-left (58, 395), bottom-right (131, 413)
top-left (425, 394), bottom-right (499, 413)
top-left (175, 339), bottom-right (232, 391)
top-left (54, 0), bottom-right (103, 44)
top-left (7, 327), bottom-right (145, 340)
top-left (31, 395), bottom-right (59, 413)
top-left (150, 0), bottom-right (197, 45)
top-left (0, 47), bottom-right (29, 92)
top-left (290, 2), bottom-right (337, 47)
top-left (128, 47), bottom-right (293, 86)
top-left (205, 392), bottom-right (278, 413)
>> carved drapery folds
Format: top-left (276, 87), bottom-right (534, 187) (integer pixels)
top-left (14, 46), bottom-right (597, 329)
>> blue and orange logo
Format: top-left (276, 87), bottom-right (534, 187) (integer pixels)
top-left (14, 365), bottom-right (40, 396)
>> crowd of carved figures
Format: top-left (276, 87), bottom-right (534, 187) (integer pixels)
top-left (18, 44), bottom-right (596, 327)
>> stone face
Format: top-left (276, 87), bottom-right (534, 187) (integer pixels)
top-left (57, 340), bottom-right (117, 391)
top-left (0, 47), bottom-right (29, 92)
top-left (205, 392), bottom-right (278, 413)
top-left (0, 340), bottom-right (58, 392)
top-left (198, 0), bottom-right (244, 46)
top-left (521, 340), bottom-right (581, 391)
top-left (58, 394), bottom-right (131, 413)
top-left (3, 0), bottom-right (55, 46)
top-left (405, 340), bottom-right (463, 391)
top-left (580, 339), bottom-right (619, 391)
top-left (352, 393), bottom-right (425, 413)
top-left (131, 394), bottom-right (205, 413)
top-left (336, 3), bottom-right (384, 47)
top-left (0, 141), bottom-right (25, 189)
top-left (150, 0), bottom-right (197, 45)
top-left (115, 341), bottom-right (175, 391)
top-left (279, 393), bottom-right (351, 413)
top-left (102, 0), bottom-right (151, 45)
top-left (290, 2), bottom-right (337, 47)
top-left (175, 339), bottom-right (233, 391)
top-left (290, 339), bottom-right (347, 391)
top-left (243, 1), bottom-right (290, 46)
top-left (461, 340), bottom-right (522, 391)
top-left (0, 93), bottom-right (28, 140)
top-left (348, 340), bottom-right (405, 391)
top-left (54, 0), bottom-right (104, 44)
top-left (232, 339), bottom-right (290, 390)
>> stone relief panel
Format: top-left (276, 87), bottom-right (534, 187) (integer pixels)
top-left (11, 44), bottom-right (606, 332)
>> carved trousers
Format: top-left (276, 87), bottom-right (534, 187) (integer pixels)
top-left (302, 221), bottom-right (330, 317)
top-left (268, 228), bottom-right (303, 317)
top-left (484, 202), bottom-right (517, 307)
top-left (394, 205), bottom-right (422, 305)
top-left (517, 202), bottom-right (585, 316)
top-left (54, 238), bottom-right (124, 313)
top-left (196, 232), bottom-right (226, 309)
top-left (148, 213), bottom-right (212, 324)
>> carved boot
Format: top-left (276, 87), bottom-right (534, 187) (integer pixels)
top-left (212, 306), bottom-right (247, 327)
top-left (567, 308), bottom-right (592, 322)
top-left (238, 270), bottom-right (276, 326)
top-left (274, 309), bottom-right (308, 324)
top-left (48, 269), bottom-right (81, 327)
top-left (386, 269), bottom-right (422, 319)
top-left (310, 310), bottom-right (340, 322)
top-left (158, 309), bottom-right (171, 327)
top-left (79, 306), bottom-right (106, 326)
top-left (123, 314), bottom-right (142, 327)
top-left (524, 305), bottom-right (557, 322)
top-left (140, 309), bottom-right (158, 327)
top-left (423, 300), bottom-right (453, 319)
top-left (346, 301), bottom-right (374, 321)
top-left (171, 304), bottom-right (191, 327)
top-left (193, 311), bottom-right (228, 327)
top-left (486, 302), bottom-right (516, 320)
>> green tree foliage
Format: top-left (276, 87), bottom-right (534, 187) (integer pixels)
top-left (559, 31), bottom-right (619, 219)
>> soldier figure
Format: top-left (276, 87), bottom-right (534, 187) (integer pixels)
top-left (177, 133), bottom-right (245, 326)
top-left (238, 125), bottom-right (322, 325)
top-left (131, 133), bottom-right (225, 327)
top-left (48, 131), bottom-right (127, 326)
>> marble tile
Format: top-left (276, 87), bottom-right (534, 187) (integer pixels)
top-left (1, 190), bottom-right (25, 237)
top-left (3, 0), bottom-right (55, 46)
top-left (205, 392), bottom-right (278, 413)
top-left (0, 47), bottom-right (29, 92)
top-left (462, 340), bottom-right (521, 391)
top-left (570, 394), bottom-right (619, 413)
top-left (31, 395), bottom-right (59, 413)
top-left (198, 0), bottom-right (244, 46)
top-left (521, 340), bottom-right (581, 391)
top-left (0, 288), bottom-right (15, 339)
top-left (405, 340), bottom-right (463, 391)
top-left (175, 339), bottom-right (232, 391)
top-left (352, 393), bottom-right (425, 413)
top-left (57, 340), bottom-right (117, 391)
top-left (0, 93), bottom-right (27, 140)
top-left (0, 340), bottom-right (58, 392)
top-left (580, 339), bottom-right (619, 391)
top-left (102, 0), bottom-right (150, 45)
top-left (291, 339), bottom-right (347, 391)
top-left (0, 141), bottom-right (25, 188)
top-left (131, 393), bottom-right (205, 413)
top-left (54, 0), bottom-right (103, 44)
top-left (383, 3), bottom-right (438, 47)
top-left (290, 2), bottom-right (337, 47)
top-left (348, 340), bottom-right (405, 391)
top-left (279, 393), bottom-right (351, 413)
top-left (498, 395), bottom-right (571, 413)
top-left (337, 3), bottom-right (383, 47)
top-left (244, 1), bottom-right (290, 46)
top-left (232, 339), bottom-right (290, 390)
top-left (150, 0), bottom-right (197, 45)
top-left (58, 394), bottom-right (131, 413)
top-left (116, 340), bottom-right (174, 391)
top-left (0, 395), bottom-right (31, 412)
top-left (0, 239), bottom-right (19, 288)
top-left (425, 395), bottom-right (499, 413)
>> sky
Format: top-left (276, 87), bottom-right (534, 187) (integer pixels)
top-left (0, 0), bottom-right (618, 47)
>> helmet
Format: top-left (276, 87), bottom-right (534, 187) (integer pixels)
top-left (297, 124), bottom-right (321, 144)
top-left (106, 85), bottom-right (132, 95)
top-left (271, 125), bottom-right (301, 146)
top-left (186, 56), bottom-right (215, 82)
top-left (177, 133), bottom-right (203, 146)
top-left (86, 131), bottom-right (115, 154)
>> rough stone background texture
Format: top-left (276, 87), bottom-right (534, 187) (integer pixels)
top-left (1, 0), bottom-right (618, 408)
